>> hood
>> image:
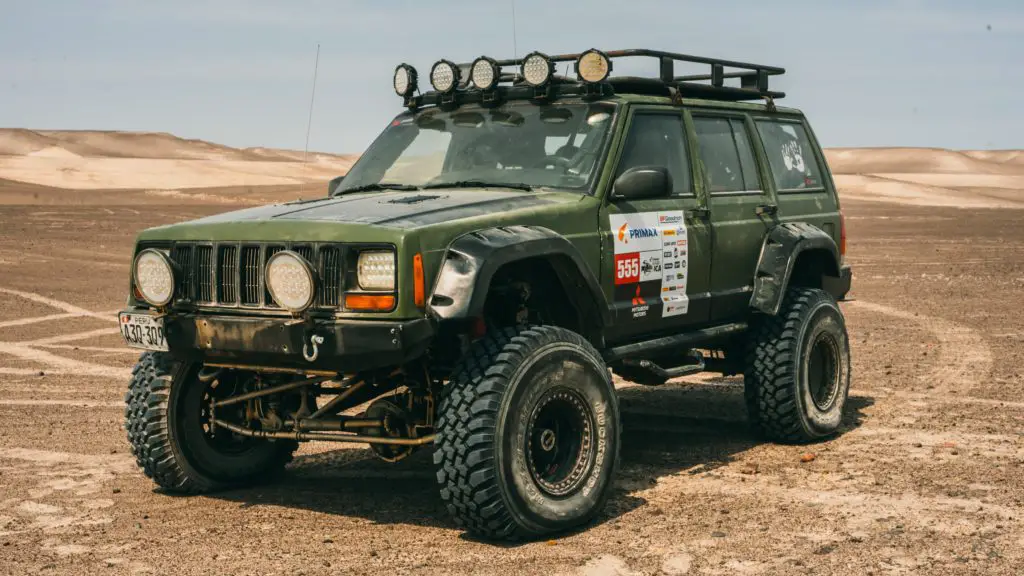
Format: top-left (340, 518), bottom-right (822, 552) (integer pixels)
top-left (180, 189), bottom-right (563, 229)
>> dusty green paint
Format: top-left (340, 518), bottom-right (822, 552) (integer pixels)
top-left (127, 88), bottom-right (842, 329)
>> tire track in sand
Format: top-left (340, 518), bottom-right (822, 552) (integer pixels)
top-left (846, 300), bottom-right (1001, 407)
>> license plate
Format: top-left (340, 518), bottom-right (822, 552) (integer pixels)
top-left (119, 312), bottom-right (168, 352)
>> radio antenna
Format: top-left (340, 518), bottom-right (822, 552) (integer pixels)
top-left (299, 42), bottom-right (320, 198)
top-left (303, 42), bottom-right (321, 164)
top-left (510, 0), bottom-right (519, 63)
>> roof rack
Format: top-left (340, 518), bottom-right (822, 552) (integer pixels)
top-left (405, 48), bottom-right (785, 109)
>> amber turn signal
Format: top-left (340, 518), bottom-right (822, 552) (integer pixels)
top-left (413, 253), bottom-right (425, 308)
top-left (345, 294), bottom-right (396, 311)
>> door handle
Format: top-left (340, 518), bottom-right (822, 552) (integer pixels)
top-left (686, 207), bottom-right (710, 219)
top-left (755, 204), bottom-right (778, 216)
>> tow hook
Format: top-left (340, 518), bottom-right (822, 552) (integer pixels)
top-left (303, 333), bottom-right (325, 363)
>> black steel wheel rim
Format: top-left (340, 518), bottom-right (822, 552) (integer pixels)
top-left (525, 387), bottom-right (595, 498)
top-left (806, 332), bottom-right (841, 411)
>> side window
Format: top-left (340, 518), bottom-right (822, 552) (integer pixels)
top-left (615, 113), bottom-right (692, 196)
top-left (693, 116), bottom-right (761, 194)
top-left (754, 120), bottom-right (824, 191)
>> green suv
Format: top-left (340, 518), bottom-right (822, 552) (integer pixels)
top-left (120, 48), bottom-right (852, 540)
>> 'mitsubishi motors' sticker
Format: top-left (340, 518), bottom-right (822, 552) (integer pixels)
top-left (610, 211), bottom-right (689, 318)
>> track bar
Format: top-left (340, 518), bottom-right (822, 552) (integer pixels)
top-left (214, 419), bottom-right (435, 446)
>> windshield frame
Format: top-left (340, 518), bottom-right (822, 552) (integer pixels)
top-left (335, 98), bottom-right (621, 197)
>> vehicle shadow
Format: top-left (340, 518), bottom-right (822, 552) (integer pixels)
top-left (205, 377), bottom-right (873, 543)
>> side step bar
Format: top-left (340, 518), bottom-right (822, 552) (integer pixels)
top-left (603, 322), bottom-right (748, 363)
top-left (619, 355), bottom-right (705, 380)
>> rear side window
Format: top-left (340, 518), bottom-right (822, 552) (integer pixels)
top-left (693, 117), bottom-right (761, 194)
top-left (755, 120), bottom-right (824, 191)
top-left (615, 113), bottom-right (692, 196)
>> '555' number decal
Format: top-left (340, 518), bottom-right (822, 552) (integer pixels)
top-left (615, 253), bottom-right (640, 285)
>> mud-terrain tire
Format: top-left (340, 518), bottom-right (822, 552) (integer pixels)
top-left (433, 326), bottom-right (620, 541)
top-left (744, 287), bottom-right (851, 443)
top-left (124, 352), bottom-right (298, 493)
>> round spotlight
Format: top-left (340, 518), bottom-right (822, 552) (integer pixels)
top-left (430, 59), bottom-right (460, 93)
top-left (133, 249), bottom-right (175, 307)
top-left (576, 49), bottom-right (612, 83)
top-left (393, 63), bottom-right (417, 97)
top-left (520, 51), bottom-right (553, 87)
top-left (470, 56), bottom-right (500, 90)
top-left (265, 251), bottom-right (316, 313)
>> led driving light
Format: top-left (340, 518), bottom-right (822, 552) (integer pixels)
top-left (265, 251), bottom-right (316, 312)
top-left (393, 63), bottom-right (417, 97)
top-left (430, 59), bottom-right (460, 93)
top-left (470, 56), bottom-right (500, 90)
top-left (357, 251), bottom-right (396, 291)
top-left (576, 49), bottom-right (611, 83)
top-left (133, 249), bottom-right (175, 307)
top-left (520, 51), bottom-right (553, 87)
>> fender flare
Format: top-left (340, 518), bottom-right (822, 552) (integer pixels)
top-left (428, 225), bottom-right (611, 328)
top-left (750, 222), bottom-right (841, 315)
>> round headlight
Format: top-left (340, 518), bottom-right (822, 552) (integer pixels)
top-left (470, 56), bottom-right (499, 90)
top-left (266, 251), bottom-right (316, 312)
top-left (576, 49), bottom-right (611, 83)
top-left (133, 249), bottom-right (175, 307)
top-left (430, 59), bottom-right (460, 93)
top-left (521, 52), bottom-right (553, 87)
top-left (393, 63), bottom-right (417, 97)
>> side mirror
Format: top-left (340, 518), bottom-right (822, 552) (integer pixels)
top-left (328, 175), bottom-right (345, 196)
top-left (611, 166), bottom-right (671, 201)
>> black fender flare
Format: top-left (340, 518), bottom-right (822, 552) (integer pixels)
top-left (750, 222), bottom-right (841, 315)
top-left (428, 225), bottom-right (611, 328)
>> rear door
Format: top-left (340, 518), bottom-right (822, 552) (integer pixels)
top-left (689, 112), bottom-right (776, 323)
top-left (600, 106), bottom-right (712, 343)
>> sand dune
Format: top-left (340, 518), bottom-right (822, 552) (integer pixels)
top-left (0, 129), bottom-right (356, 190)
top-left (824, 147), bottom-right (1024, 209)
top-left (0, 129), bottom-right (1021, 209)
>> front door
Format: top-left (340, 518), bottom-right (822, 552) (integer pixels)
top-left (600, 107), bottom-right (712, 343)
top-left (690, 112), bottom-right (776, 323)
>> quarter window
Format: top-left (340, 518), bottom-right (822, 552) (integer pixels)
top-left (693, 117), bottom-right (761, 194)
top-left (615, 113), bottom-right (692, 195)
top-left (755, 120), bottom-right (824, 191)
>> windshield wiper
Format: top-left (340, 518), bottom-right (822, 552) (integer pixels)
top-left (422, 180), bottom-right (534, 192)
top-left (334, 183), bottom-right (420, 195)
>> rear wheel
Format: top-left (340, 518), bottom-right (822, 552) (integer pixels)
top-left (433, 325), bottom-right (620, 540)
top-left (744, 287), bottom-right (851, 443)
top-left (124, 352), bottom-right (298, 493)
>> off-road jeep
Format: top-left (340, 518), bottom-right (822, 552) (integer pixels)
top-left (120, 48), bottom-right (852, 540)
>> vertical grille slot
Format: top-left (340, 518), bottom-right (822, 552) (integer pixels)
top-left (318, 246), bottom-right (341, 306)
top-left (217, 246), bottom-right (238, 304)
top-left (240, 246), bottom-right (261, 306)
top-left (174, 245), bottom-right (195, 300)
top-left (264, 246), bottom-right (285, 307)
top-left (195, 246), bottom-right (214, 303)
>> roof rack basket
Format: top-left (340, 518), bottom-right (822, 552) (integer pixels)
top-left (407, 48), bottom-right (785, 109)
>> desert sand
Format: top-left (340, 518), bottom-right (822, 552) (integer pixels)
top-left (0, 132), bottom-right (1023, 575)
top-left (0, 129), bottom-right (357, 191)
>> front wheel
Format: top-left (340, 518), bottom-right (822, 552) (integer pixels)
top-left (433, 326), bottom-right (620, 540)
top-left (124, 352), bottom-right (298, 493)
top-left (744, 287), bottom-right (852, 443)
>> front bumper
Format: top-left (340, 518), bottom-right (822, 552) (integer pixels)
top-left (151, 312), bottom-right (434, 372)
top-left (824, 264), bottom-right (853, 301)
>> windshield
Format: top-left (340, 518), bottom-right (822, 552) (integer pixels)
top-left (337, 101), bottom-right (616, 194)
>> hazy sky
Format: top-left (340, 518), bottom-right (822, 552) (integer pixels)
top-left (2, 0), bottom-right (1022, 153)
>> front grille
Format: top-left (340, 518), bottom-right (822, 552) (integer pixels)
top-left (171, 242), bottom-right (345, 309)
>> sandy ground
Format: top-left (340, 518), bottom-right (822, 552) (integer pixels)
top-left (0, 142), bottom-right (1023, 575)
